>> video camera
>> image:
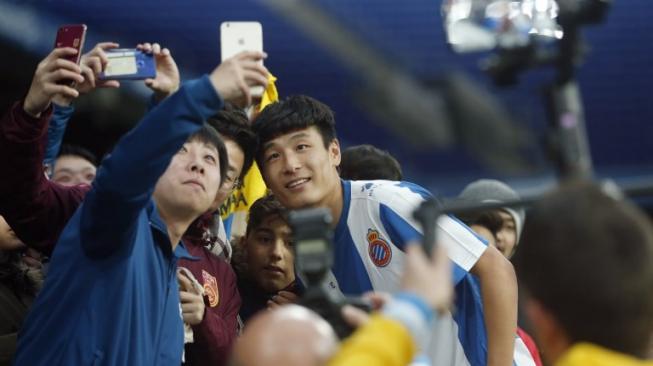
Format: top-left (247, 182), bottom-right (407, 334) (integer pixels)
top-left (289, 207), bottom-right (370, 339)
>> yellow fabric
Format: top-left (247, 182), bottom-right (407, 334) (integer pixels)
top-left (328, 315), bottom-right (417, 366)
top-left (556, 343), bottom-right (653, 366)
top-left (219, 73), bottom-right (278, 236)
top-left (258, 73), bottom-right (278, 111)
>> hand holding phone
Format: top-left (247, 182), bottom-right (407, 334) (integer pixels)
top-left (51, 42), bottom-right (122, 106)
top-left (210, 51), bottom-right (268, 108)
top-left (137, 42), bottom-right (180, 101)
top-left (54, 24), bottom-right (87, 64)
top-left (53, 24), bottom-right (87, 86)
top-left (23, 48), bottom-right (84, 117)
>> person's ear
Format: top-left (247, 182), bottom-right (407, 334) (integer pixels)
top-left (329, 139), bottom-right (341, 167)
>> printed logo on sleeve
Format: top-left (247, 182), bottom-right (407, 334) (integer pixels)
top-left (367, 229), bottom-right (392, 267)
top-left (202, 270), bottom-right (220, 307)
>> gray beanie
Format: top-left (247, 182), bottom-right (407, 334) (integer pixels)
top-left (458, 179), bottom-right (525, 242)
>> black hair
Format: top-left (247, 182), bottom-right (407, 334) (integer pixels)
top-left (187, 124), bottom-right (229, 188)
top-left (57, 144), bottom-right (98, 167)
top-left (253, 95), bottom-right (337, 166)
top-left (339, 144), bottom-right (403, 181)
top-left (245, 194), bottom-right (290, 237)
top-left (206, 103), bottom-right (256, 180)
top-left (513, 181), bottom-right (653, 357)
top-left (0, 250), bottom-right (38, 298)
top-left (457, 209), bottom-right (503, 236)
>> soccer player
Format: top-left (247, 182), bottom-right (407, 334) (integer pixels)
top-left (253, 95), bottom-right (530, 366)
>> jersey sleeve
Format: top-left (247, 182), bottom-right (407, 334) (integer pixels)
top-left (374, 181), bottom-right (488, 284)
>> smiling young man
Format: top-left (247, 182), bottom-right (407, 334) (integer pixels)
top-left (253, 95), bottom-right (532, 366)
top-left (9, 47), bottom-right (268, 366)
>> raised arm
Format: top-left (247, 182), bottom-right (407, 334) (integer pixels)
top-left (470, 245), bottom-right (518, 366)
top-left (43, 42), bottom-right (121, 170)
top-left (0, 48), bottom-right (88, 255)
top-left (79, 50), bottom-right (269, 257)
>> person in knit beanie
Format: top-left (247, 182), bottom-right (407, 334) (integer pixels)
top-left (459, 179), bottom-right (525, 258)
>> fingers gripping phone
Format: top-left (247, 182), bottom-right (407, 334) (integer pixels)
top-left (220, 21), bottom-right (264, 97)
top-left (54, 24), bottom-right (87, 85)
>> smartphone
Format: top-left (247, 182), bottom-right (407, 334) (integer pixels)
top-left (220, 21), bottom-right (264, 97)
top-left (54, 24), bottom-right (87, 85)
top-left (98, 49), bottom-right (156, 80)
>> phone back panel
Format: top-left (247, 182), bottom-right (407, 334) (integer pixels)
top-left (54, 24), bottom-right (87, 64)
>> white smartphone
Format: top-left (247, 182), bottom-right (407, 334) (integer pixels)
top-left (220, 21), bottom-right (264, 97)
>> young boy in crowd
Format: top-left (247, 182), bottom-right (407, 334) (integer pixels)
top-left (458, 179), bottom-right (525, 258)
top-left (232, 194), bottom-right (299, 323)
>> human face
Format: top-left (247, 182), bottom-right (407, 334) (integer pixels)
top-left (0, 215), bottom-right (24, 250)
top-left (245, 215), bottom-right (294, 293)
top-left (52, 155), bottom-right (96, 186)
top-left (260, 126), bottom-right (341, 210)
top-left (153, 140), bottom-right (222, 219)
top-left (213, 138), bottom-right (245, 210)
top-left (495, 210), bottom-right (517, 257)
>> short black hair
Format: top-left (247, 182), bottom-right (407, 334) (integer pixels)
top-left (245, 194), bottom-right (290, 238)
top-left (57, 144), bottom-right (98, 167)
top-left (513, 181), bottom-right (653, 357)
top-left (187, 124), bottom-right (228, 188)
top-left (457, 209), bottom-right (503, 236)
top-left (339, 144), bottom-right (403, 181)
top-left (253, 95), bottom-right (337, 166)
top-left (206, 103), bottom-right (256, 180)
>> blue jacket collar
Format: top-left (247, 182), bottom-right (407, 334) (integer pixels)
top-left (147, 200), bottom-right (199, 261)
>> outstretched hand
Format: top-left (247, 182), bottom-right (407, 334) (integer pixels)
top-left (52, 42), bottom-right (122, 106)
top-left (138, 42), bottom-right (180, 102)
top-left (401, 243), bottom-right (452, 313)
top-left (210, 51), bottom-right (268, 108)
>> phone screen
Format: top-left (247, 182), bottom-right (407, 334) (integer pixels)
top-left (104, 51), bottom-right (138, 77)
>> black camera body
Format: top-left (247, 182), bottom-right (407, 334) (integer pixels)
top-left (289, 208), bottom-right (368, 339)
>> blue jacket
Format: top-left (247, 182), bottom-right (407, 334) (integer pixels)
top-left (13, 76), bottom-right (224, 366)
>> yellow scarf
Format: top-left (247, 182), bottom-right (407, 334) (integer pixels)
top-left (556, 343), bottom-right (653, 366)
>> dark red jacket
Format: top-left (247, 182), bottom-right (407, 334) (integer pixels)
top-left (0, 101), bottom-right (90, 256)
top-left (179, 241), bottom-right (241, 366)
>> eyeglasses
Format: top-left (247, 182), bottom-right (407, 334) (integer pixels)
top-left (222, 175), bottom-right (242, 191)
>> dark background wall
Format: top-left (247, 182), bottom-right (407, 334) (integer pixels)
top-left (1, 0), bottom-right (651, 198)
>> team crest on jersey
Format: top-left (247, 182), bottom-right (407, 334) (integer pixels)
top-left (202, 270), bottom-right (219, 307)
top-left (367, 229), bottom-right (392, 267)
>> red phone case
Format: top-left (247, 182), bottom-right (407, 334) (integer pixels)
top-left (54, 24), bottom-right (87, 65)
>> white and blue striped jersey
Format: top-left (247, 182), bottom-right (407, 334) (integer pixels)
top-left (328, 180), bottom-right (536, 366)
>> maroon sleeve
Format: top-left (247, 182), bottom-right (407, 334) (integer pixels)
top-left (0, 101), bottom-right (89, 256)
top-left (517, 327), bottom-right (543, 366)
top-left (181, 247), bottom-right (241, 366)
